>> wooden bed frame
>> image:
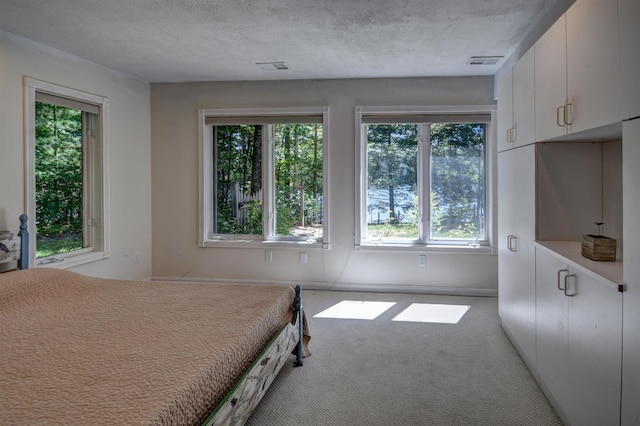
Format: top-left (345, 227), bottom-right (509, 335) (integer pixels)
top-left (9, 213), bottom-right (305, 425)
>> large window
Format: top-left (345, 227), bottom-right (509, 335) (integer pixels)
top-left (356, 107), bottom-right (492, 249)
top-left (24, 77), bottom-right (110, 267)
top-left (199, 108), bottom-right (329, 247)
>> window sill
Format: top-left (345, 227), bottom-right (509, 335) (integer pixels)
top-left (35, 251), bottom-right (110, 269)
top-left (355, 243), bottom-right (496, 255)
top-left (199, 240), bottom-right (329, 250)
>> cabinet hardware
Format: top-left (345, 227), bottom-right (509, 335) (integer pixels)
top-left (556, 103), bottom-right (573, 127)
top-left (557, 268), bottom-right (569, 290)
top-left (564, 273), bottom-right (576, 297)
top-left (563, 102), bottom-right (573, 125)
top-left (557, 105), bottom-right (565, 127)
top-left (507, 235), bottom-right (516, 252)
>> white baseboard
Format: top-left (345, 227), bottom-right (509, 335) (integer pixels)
top-left (151, 276), bottom-right (497, 297)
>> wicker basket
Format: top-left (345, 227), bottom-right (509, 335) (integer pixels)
top-left (581, 234), bottom-right (617, 261)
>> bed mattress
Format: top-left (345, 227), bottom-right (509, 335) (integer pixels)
top-left (0, 268), bottom-right (299, 425)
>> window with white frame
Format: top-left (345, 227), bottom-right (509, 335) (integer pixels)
top-left (23, 77), bottom-right (110, 267)
top-left (355, 107), bottom-right (492, 248)
top-left (199, 107), bottom-right (329, 247)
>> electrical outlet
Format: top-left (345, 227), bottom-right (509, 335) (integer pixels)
top-left (133, 251), bottom-right (141, 264)
top-left (299, 252), bottom-right (307, 264)
top-left (265, 251), bottom-right (272, 262)
top-left (418, 255), bottom-right (426, 267)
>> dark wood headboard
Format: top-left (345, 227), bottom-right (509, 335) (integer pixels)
top-left (18, 214), bottom-right (29, 269)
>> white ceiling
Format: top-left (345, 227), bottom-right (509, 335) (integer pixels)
top-left (0, 0), bottom-right (569, 83)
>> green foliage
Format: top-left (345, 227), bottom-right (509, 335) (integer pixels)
top-left (34, 102), bottom-right (84, 256)
top-left (274, 123), bottom-right (323, 235)
top-left (215, 123), bottom-right (323, 237)
top-left (429, 123), bottom-right (485, 239)
top-left (215, 125), bottom-right (262, 235)
top-left (36, 234), bottom-right (83, 258)
top-left (245, 200), bottom-right (263, 234)
top-left (367, 223), bottom-right (417, 239)
top-left (276, 201), bottom-right (297, 235)
top-left (366, 123), bottom-right (485, 241)
top-left (367, 124), bottom-right (417, 189)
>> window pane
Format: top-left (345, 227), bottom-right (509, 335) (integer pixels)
top-left (34, 102), bottom-right (84, 258)
top-left (274, 124), bottom-right (323, 238)
top-left (429, 123), bottom-right (485, 241)
top-left (366, 124), bottom-right (419, 241)
top-left (214, 125), bottom-right (263, 235)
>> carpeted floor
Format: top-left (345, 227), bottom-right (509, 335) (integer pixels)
top-left (247, 289), bottom-right (562, 426)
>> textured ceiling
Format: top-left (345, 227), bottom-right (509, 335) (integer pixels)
top-left (0, 0), bottom-right (568, 83)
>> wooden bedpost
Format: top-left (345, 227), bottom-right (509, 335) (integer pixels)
top-left (18, 214), bottom-right (29, 270)
top-left (294, 284), bottom-right (304, 367)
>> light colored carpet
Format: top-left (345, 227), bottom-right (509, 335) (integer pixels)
top-left (247, 290), bottom-right (562, 426)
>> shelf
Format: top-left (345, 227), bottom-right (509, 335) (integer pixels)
top-left (535, 241), bottom-right (623, 289)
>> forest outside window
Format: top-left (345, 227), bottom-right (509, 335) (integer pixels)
top-left (23, 77), bottom-right (110, 267)
top-left (199, 107), bottom-right (329, 247)
top-left (355, 107), bottom-right (492, 249)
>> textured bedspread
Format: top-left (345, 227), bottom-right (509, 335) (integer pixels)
top-left (0, 268), bottom-right (305, 425)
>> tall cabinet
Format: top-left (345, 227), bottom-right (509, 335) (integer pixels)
top-left (497, 145), bottom-right (536, 368)
top-left (497, 0), bottom-right (637, 424)
top-left (622, 118), bottom-right (640, 426)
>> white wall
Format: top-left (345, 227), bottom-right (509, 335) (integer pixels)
top-left (0, 31), bottom-right (152, 280)
top-left (151, 78), bottom-right (498, 294)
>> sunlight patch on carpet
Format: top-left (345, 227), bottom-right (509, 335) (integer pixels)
top-left (313, 300), bottom-right (396, 320)
top-left (392, 303), bottom-right (470, 324)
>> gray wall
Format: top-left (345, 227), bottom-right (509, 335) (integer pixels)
top-left (151, 77), bottom-right (498, 293)
top-left (0, 31), bottom-right (152, 279)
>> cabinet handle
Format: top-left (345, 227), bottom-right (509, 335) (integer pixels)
top-left (507, 235), bottom-right (516, 252)
top-left (510, 127), bottom-right (516, 143)
top-left (556, 105), bottom-right (565, 127)
top-left (557, 268), bottom-right (569, 291)
top-left (506, 128), bottom-right (516, 144)
top-left (563, 102), bottom-right (573, 125)
top-left (564, 273), bottom-right (576, 297)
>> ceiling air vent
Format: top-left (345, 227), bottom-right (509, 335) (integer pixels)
top-left (469, 56), bottom-right (503, 65)
top-left (256, 62), bottom-right (289, 70)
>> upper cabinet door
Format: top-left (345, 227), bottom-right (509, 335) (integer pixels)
top-left (566, 0), bottom-right (621, 133)
top-left (619, 0), bottom-right (640, 120)
top-left (497, 68), bottom-right (514, 152)
top-left (512, 47), bottom-right (535, 147)
top-left (497, 47), bottom-right (535, 152)
top-left (535, 15), bottom-right (567, 142)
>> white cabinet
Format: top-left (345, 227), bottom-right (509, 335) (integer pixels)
top-left (534, 0), bottom-right (620, 141)
top-left (497, 47), bottom-right (535, 152)
top-left (512, 48), bottom-right (535, 147)
top-left (498, 145), bottom-right (536, 367)
top-left (622, 118), bottom-right (640, 426)
top-left (535, 248), bottom-right (570, 413)
top-left (535, 15), bottom-right (567, 142)
top-left (536, 246), bottom-right (623, 425)
top-left (496, 69), bottom-right (514, 152)
top-left (619, 0), bottom-right (640, 120)
top-left (566, 0), bottom-right (621, 134)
